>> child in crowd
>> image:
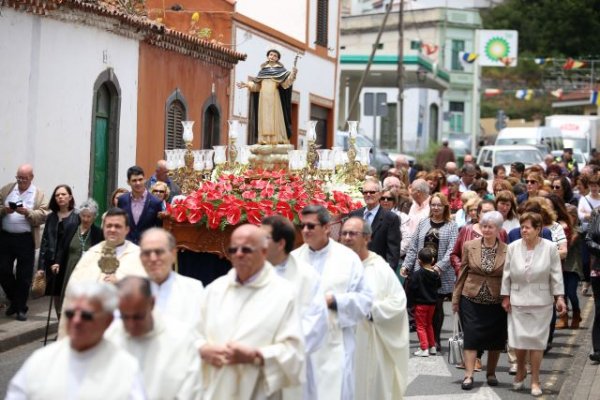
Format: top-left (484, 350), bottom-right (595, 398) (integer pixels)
top-left (409, 247), bottom-right (441, 357)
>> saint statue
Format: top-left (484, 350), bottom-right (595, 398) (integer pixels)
top-left (237, 49), bottom-right (297, 145)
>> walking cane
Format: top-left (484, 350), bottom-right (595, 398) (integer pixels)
top-left (43, 274), bottom-right (57, 346)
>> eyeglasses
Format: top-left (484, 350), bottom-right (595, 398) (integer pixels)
top-left (299, 222), bottom-right (322, 230)
top-left (362, 190), bottom-right (378, 195)
top-left (152, 190), bottom-right (166, 194)
top-left (380, 196), bottom-right (395, 202)
top-left (551, 185), bottom-right (562, 190)
top-left (15, 176), bottom-right (30, 182)
top-left (64, 309), bottom-right (96, 322)
top-left (227, 246), bottom-right (256, 255)
top-left (140, 248), bottom-right (167, 258)
top-left (525, 180), bottom-right (538, 184)
top-left (340, 230), bottom-right (364, 238)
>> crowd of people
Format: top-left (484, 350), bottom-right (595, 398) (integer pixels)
top-left (1, 144), bottom-right (600, 399)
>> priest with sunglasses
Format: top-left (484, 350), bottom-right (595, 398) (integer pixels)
top-left (292, 205), bottom-right (373, 400)
top-left (6, 282), bottom-right (146, 399)
top-left (197, 224), bottom-right (305, 399)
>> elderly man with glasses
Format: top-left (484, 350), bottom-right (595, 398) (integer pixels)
top-left (292, 205), bottom-right (373, 400)
top-left (349, 180), bottom-right (400, 270)
top-left (341, 217), bottom-right (409, 400)
top-left (138, 228), bottom-right (204, 334)
top-left (6, 282), bottom-right (146, 399)
top-left (0, 164), bottom-right (48, 321)
top-left (198, 224), bottom-right (305, 399)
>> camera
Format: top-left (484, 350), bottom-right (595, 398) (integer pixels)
top-left (8, 201), bottom-right (23, 210)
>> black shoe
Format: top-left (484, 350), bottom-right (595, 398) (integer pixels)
top-left (487, 375), bottom-right (499, 387)
top-left (15, 311), bottom-right (27, 321)
top-left (5, 305), bottom-right (17, 316)
top-left (461, 376), bottom-right (474, 390)
top-left (590, 352), bottom-right (600, 363)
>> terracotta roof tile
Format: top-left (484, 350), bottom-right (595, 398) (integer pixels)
top-left (2, 0), bottom-right (246, 65)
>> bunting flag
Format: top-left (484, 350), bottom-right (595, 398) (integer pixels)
top-left (551, 88), bottom-right (564, 99)
top-left (421, 43), bottom-right (439, 55)
top-left (484, 88), bottom-right (503, 97)
top-left (515, 89), bottom-right (534, 101)
top-left (460, 51), bottom-right (478, 63)
top-left (563, 57), bottom-right (586, 70)
top-left (591, 91), bottom-right (600, 106)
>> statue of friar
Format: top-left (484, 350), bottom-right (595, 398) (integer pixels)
top-left (237, 49), bottom-right (298, 145)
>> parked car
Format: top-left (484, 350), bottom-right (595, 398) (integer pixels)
top-left (551, 149), bottom-right (587, 172)
top-left (477, 145), bottom-right (544, 177)
top-left (335, 131), bottom-right (393, 173)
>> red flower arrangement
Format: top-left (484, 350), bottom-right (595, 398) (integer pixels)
top-left (168, 169), bottom-right (363, 230)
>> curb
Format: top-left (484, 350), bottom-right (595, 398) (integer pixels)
top-left (0, 322), bottom-right (58, 353)
top-left (556, 296), bottom-right (594, 400)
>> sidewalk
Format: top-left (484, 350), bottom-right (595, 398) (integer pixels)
top-left (0, 297), bottom-right (58, 353)
top-left (557, 295), bottom-right (599, 400)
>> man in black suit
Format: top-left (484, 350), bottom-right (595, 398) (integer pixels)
top-left (349, 179), bottom-right (400, 269)
top-left (117, 166), bottom-right (162, 245)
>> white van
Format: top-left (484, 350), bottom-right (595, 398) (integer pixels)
top-left (495, 127), bottom-right (563, 153)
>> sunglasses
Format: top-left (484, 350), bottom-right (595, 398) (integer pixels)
top-left (380, 196), bottom-right (395, 202)
top-left (551, 185), bottom-right (562, 190)
top-left (362, 190), bottom-right (378, 195)
top-left (525, 180), bottom-right (538, 184)
top-left (227, 246), bottom-right (256, 255)
top-left (64, 309), bottom-right (96, 322)
top-left (340, 230), bottom-right (363, 238)
top-left (152, 190), bottom-right (166, 194)
top-left (140, 248), bottom-right (167, 258)
top-left (299, 222), bottom-right (322, 230)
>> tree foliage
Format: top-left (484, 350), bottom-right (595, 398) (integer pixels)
top-left (481, 0), bottom-right (600, 58)
top-left (479, 0), bottom-right (600, 122)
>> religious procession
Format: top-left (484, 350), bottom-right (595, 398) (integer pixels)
top-left (2, 0), bottom-right (600, 399)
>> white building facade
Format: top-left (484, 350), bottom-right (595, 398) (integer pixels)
top-left (0, 8), bottom-right (139, 202)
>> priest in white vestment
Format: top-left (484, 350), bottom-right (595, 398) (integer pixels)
top-left (261, 215), bottom-right (328, 400)
top-left (291, 205), bottom-right (373, 400)
top-left (198, 224), bottom-right (305, 400)
top-left (106, 276), bottom-right (202, 400)
top-left (59, 208), bottom-right (147, 338)
top-left (139, 228), bottom-right (204, 333)
top-left (6, 282), bottom-right (146, 400)
top-left (341, 217), bottom-right (409, 399)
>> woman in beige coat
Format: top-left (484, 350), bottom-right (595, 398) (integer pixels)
top-left (501, 212), bottom-right (567, 397)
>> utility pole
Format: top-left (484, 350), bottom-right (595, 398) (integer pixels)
top-left (397, 0), bottom-right (404, 153)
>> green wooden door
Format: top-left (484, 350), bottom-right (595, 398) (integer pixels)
top-left (92, 85), bottom-right (111, 221)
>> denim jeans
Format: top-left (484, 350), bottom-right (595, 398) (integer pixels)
top-left (563, 271), bottom-right (581, 312)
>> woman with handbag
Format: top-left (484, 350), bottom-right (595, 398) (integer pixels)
top-left (401, 193), bottom-right (459, 352)
top-left (501, 212), bottom-right (567, 397)
top-left (452, 211), bottom-right (507, 390)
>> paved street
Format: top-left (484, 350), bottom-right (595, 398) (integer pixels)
top-left (405, 295), bottom-right (594, 399)
top-left (0, 294), bottom-right (594, 398)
